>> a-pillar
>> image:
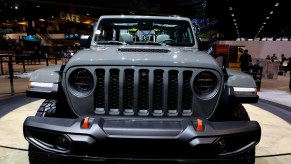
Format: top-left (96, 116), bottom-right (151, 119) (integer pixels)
top-left (27, 19), bottom-right (36, 36)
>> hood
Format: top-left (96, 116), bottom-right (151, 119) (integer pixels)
top-left (64, 45), bottom-right (220, 71)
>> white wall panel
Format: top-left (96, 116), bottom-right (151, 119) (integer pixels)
top-left (217, 41), bottom-right (291, 59)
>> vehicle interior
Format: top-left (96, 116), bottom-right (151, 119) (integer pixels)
top-left (93, 18), bottom-right (195, 47)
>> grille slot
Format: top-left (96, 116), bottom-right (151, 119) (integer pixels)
top-left (167, 70), bottom-right (179, 116)
top-left (94, 67), bottom-right (196, 116)
top-left (95, 69), bottom-right (105, 114)
top-left (109, 69), bottom-right (120, 115)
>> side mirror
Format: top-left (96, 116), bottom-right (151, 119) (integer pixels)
top-left (197, 38), bottom-right (209, 51)
top-left (80, 35), bottom-right (91, 48)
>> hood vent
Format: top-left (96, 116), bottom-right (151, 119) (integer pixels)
top-left (118, 48), bottom-right (170, 53)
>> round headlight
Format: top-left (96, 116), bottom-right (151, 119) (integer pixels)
top-left (193, 71), bottom-right (217, 95)
top-left (69, 68), bottom-right (94, 93)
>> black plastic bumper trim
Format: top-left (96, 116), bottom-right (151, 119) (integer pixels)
top-left (26, 90), bottom-right (58, 99)
top-left (23, 116), bottom-right (261, 160)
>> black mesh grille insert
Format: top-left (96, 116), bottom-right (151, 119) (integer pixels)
top-left (95, 69), bottom-right (105, 114)
top-left (182, 71), bottom-right (193, 112)
top-left (138, 69), bottom-right (149, 115)
top-left (123, 69), bottom-right (134, 111)
top-left (109, 69), bottom-right (120, 111)
top-left (94, 67), bottom-right (198, 117)
top-left (153, 70), bottom-right (164, 113)
top-left (167, 70), bottom-right (179, 114)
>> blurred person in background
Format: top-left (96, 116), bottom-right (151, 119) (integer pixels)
top-left (265, 55), bottom-right (271, 60)
top-left (14, 46), bottom-right (23, 64)
top-left (280, 54), bottom-right (287, 65)
top-left (285, 57), bottom-right (291, 93)
top-left (271, 53), bottom-right (278, 62)
top-left (239, 49), bottom-right (252, 72)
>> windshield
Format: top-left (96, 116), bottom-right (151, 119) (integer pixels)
top-left (93, 18), bottom-right (195, 47)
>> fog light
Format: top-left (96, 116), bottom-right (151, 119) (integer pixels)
top-left (214, 138), bottom-right (226, 154)
top-left (55, 135), bottom-right (70, 150)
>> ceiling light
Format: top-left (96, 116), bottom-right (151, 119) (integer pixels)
top-left (229, 7), bottom-right (233, 10)
top-left (83, 20), bottom-right (92, 24)
top-left (231, 14), bottom-right (234, 17)
top-left (18, 21), bottom-right (27, 25)
top-left (263, 22), bottom-right (266, 24)
top-left (87, 13), bottom-right (89, 15)
top-left (274, 3), bottom-right (279, 7)
top-left (36, 5), bottom-right (40, 7)
top-left (266, 17), bottom-right (269, 19)
top-left (233, 19), bottom-right (236, 22)
top-left (269, 11), bottom-right (273, 14)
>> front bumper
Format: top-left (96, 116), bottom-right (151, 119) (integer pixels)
top-left (23, 116), bottom-right (261, 162)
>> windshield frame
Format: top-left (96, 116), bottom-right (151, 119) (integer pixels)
top-left (92, 17), bottom-right (196, 47)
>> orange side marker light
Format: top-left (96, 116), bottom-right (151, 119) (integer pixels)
top-left (27, 81), bottom-right (31, 91)
top-left (83, 116), bottom-right (90, 129)
top-left (196, 118), bottom-right (203, 131)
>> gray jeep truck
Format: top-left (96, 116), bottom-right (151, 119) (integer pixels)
top-left (23, 15), bottom-right (261, 163)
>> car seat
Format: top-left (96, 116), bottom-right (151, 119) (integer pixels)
top-left (156, 34), bottom-right (170, 42)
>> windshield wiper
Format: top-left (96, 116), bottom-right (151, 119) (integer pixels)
top-left (134, 41), bottom-right (162, 46)
top-left (96, 41), bottom-right (126, 45)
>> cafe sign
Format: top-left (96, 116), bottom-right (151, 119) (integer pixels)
top-left (60, 11), bottom-right (80, 23)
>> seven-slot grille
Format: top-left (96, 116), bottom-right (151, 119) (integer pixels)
top-left (94, 67), bottom-right (195, 116)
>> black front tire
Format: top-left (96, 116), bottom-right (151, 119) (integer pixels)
top-left (28, 99), bottom-right (76, 164)
top-left (35, 99), bottom-right (76, 118)
top-left (211, 101), bottom-right (256, 164)
top-left (210, 101), bottom-right (250, 121)
top-left (28, 144), bottom-right (61, 164)
top-left (28, 144), bottom-right (88, 164)
top-left (34, 99), bottom-right (57, 117)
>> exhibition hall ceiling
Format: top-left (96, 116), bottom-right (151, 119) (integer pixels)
top-left (208, 0), bottom-right (289, 40)
top-left (0, 0), bottom-right (288, 40)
